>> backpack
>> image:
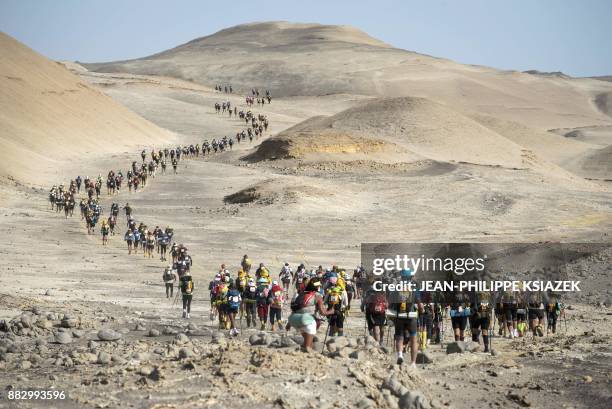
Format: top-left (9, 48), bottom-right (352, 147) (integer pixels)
top-left (164, 269), bottom-right (173, 281)
top-left (256, 286), bottom-right (269, 305)
top-left (368, 293), bottom-right (387, 314)
top-left (327, 288), bottom-right (342, 306)
top-left (182, 279), bottom-right (193, 295)
top-left (228, 290), bottom-right (241, 309)
top-left (271, 289), bottom-right (283, 307)
top-left (291, 291), bottom-right (316, 312)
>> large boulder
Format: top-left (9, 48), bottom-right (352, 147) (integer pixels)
top-left (446, 341), bottom-right (467, 354)
top-left (97, 329), bottom-right (122, 341)
top-left (398, 391), bottom-right (430, 409)
top-left (54, 332), bottom-right (72, 345)
top-left (249, 332), bottom-right (270, 346)
top-left (416, 351), bottom-right (434, 364)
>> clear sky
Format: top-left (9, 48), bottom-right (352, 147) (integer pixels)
top-left (1, 0), bottom-right (610, 77)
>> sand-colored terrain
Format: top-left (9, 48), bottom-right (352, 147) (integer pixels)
top-left (0, 33), bottom-right (174, 187)
top-left (0, 22), bottom-right (611, 409)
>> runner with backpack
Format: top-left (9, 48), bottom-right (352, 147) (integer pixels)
top-left (279, 263), bottom-right (293, 296)
top-left (226, 282), bottom-right (242, 336)
top-left (388, 269), bottom-right (423, 367)
top-left (100, 220), bottom-right (110, 245)
top-left (362, 285), bottom-right (388, 345)
top-left (163, 265), bottom-right (177, 298)
top-left (286, 277), bottom-right (334, 352)
top-left (242, 278), bottom-right (258, 328)
top-left (124, 229), bottom-right (135, 254)
top-left (323, 277), bottom-right (348, 337)
top-left (256, 278), bottom-right (271, 330)
top-left (180, 271), bottom-right (194, 319)
top-left (268, 281), bottom-right (285, 331)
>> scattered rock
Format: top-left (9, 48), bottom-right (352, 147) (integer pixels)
top-left (178, 348), bottom-right (193, 359)
top-left (35, 318), bottom-right (52, 330)
top-left (446, 341), bottom-right (466, 354)
top-left (45, 289), bottom-right (55, 296)
top-left (72, 330), bottom-right (84, 338)
top-left (18, 360), bottom-right (32, 370)
top-left (148, 366), bottom-right (162, 381)
top-left (20, 314), bottom-right (33, 329)
top-left (61, 316), bottom-right (78, 328)
top-left (54, 332), bottom-right (72, 345)
top-left (507, 392), bottom-right (531, 407)
top-left (134, 323), bottom-right (146, 331)
top-left (174, 333), bottom-right (190, 345)
top-left (583, 375), bottom-right (593, 383)
top-left (132, 352), bottom-right (151, 362)
top-left (162, 327), bottom-right (178, 336)
top-left (398, 391), bottom-right (430, 409)
top-left (349, 350), bottom-right (368, 360)
top-left (249, 332), bottom-right (269, 346)
top-left (111, 355), bottom-right (126, 365)
top-left (148, 329), bottom-right (160, 337)
top-left (96, 351), bottom-right (111, 365)
top-left (97, 329), bottom-right (122, 341)
top-left (356, 398), bottom-right (375, 409)
top-left (383, 376), bottom-right (409, 397)
top-left (416, 351), bottom-right (434, 364)
top-left (138, 366), bottom-right (153, 376)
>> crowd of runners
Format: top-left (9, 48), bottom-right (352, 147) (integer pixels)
top-left (46, 88), bottom-right (568, 370)
top-left (169, 257), bottom-right (566, 368)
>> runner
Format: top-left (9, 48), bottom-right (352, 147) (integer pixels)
top-left (388, 269), bottom-right (423, 367)
top-left (163, 265), bottom-right (177, 298)
top-left (180, 271), bottom-right (194, 319)
top-left (286, 277), bottom-right (334, 352)
top-left (268, 281), bottom-right (285, 331)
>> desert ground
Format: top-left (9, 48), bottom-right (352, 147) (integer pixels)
top-left (0, 22), bottom-right (611, 409)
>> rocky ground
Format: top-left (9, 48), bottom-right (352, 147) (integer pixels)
top-left (1, 288), bottom-right (611, 409)
top-left (0, 48), bottom-right (610, 409)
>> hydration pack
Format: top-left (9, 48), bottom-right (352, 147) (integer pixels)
top-left (291, 291), bottom-right (316, 312)
top-left (369, 293), bottom-right (387, 314)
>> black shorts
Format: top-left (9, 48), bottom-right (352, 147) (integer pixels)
top-left (504, 304), bottom-right (517, 321)
top-left (451, 316), bottom-right (468, 331)
top-left (269, 307), bottom-right (282, 324)
top-left (528, 309), bottom-right (544, 320)
top-left (329, 313), bottom-right (344, 329)
top-left (469, 313), bottom-right (490, 331)
top-left (366, 311), bottom-right (386, 330)
top-left (394, 318), bottom-right (418, 339)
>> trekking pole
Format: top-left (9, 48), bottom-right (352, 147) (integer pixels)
top-left (239, 304), bottom-right (244, 334)
top-left (490, 306), bottom-right (495, 356)
top-left (172, 290), bottom-right (180, 308)
top-left (364, 313), bottom-right (368, 345)
top-left (321, 319), bottom-right (330, 354)
top-left (419, 318), bottom-right (425, 369)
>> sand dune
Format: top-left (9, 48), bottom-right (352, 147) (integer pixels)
top-left (0, 32), bottom-right (175, 186)
top-left (85, 22), bottom-right (612, 131)
top-left (248, 97), bottom-right (532, 168)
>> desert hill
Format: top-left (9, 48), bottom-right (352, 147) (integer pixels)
top-left (84, 22), bottom-right (612, 131)
top-left (245, 96), bottom-right (605, 182)
top-left (0, 32), bottom-right (174, 185)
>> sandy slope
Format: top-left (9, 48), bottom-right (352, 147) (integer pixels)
top-left (0, 33), bottom-right (175, 186)
top-left (84, 22), bottom-right (612, 132)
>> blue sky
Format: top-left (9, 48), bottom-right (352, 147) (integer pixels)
top-left (1, 0), bottom-right (610, 77)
